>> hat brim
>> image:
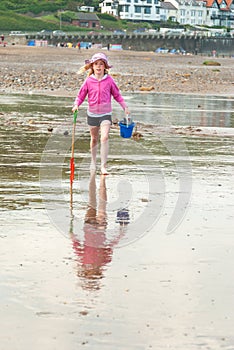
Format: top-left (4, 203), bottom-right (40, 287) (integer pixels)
top-left (85, 58), bottom-right (112, 69)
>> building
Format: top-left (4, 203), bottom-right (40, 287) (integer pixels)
top-left (72, 13), bottom-right (100, 29)
top-left (177, 0), bottom-right (207, 25)
top-left (165, 0), bottom-right (233, 26)
top-left (99, 0), bottom-right (234, 25)
top-left (119, 0), bottom-right (161, 21)
top-left (78, 6), bottom-right (95, 12)
top-left (100, 0), bottom-right (161, 22)
top-left (160, 1), bottom-right (178, 22)
top-left (205, 0), bottom-right (234, 27)
top-left (99, 0), bottom-right (119, 16)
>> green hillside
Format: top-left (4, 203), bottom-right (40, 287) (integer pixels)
top-left (0, 1), bottom-right (146, 32)
top-left (0, 0), bottom-right (103, 31)
top-left (0, 1), bottom-right (99, 14)
top-left (0, 0), bottom-right (174, 32)
top-left (0, 0), bottom-right (135, 32)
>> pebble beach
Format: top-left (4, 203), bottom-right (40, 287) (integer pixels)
top-left (0, 45), bottom-right (234, 96)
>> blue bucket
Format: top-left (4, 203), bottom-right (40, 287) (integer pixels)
top-left (119, 122), bottom-right (135, 138)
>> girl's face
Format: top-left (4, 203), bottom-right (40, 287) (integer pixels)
top-left (93, 59), bottom-right (105, 77)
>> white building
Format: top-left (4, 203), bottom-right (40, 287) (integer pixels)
top-left (99, 0), bottom-right (233, 26)
top-left (119, 0), bottom-right (161, 21)
top-left (163, 0), bottom-right (207, 25)
top-left (78, 6), bottom-right (95, 12)
top-left (100, 0), bottom-right (161, 21)
top-left (160, 1), bottom-right (178, 22)
top-left (179, 0), bottom-right (207, 25)
top-left (205, 0), bottom-right (234, 27)
top-left (99, 0), bottom-right (119, 16)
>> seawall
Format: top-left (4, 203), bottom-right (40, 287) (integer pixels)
top-left (6, 33), bottom-right (234, 56)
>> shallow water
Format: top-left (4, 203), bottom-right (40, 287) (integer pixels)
top-left (1, 92), bottom-right (234, 350)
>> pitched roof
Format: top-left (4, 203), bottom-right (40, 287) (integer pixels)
top-left (205, 0), bottom-right (215, 6)
top-left (205, 0), bottom-right (232, 9)
top-left (161, 2), bottom-right (178, 9)
top-left (77, 12), bottom-right (100, 21)
top-left (221, 0), bottom-right (232, 9)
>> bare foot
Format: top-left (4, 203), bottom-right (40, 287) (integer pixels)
top-left (101, 167), bottom-right (109, 175)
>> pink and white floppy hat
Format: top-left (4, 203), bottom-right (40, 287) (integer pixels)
top-left (85, 53), bottom-right (112, 68)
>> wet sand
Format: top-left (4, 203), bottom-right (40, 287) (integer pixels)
top-left (0, 47), bottom-right (234, 350)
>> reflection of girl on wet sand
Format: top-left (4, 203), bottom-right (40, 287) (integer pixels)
top-left (71, 173), bottom-right (128, 290)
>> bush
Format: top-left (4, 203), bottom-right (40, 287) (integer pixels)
top-left (98, 13), bottom-right (117, 22)
top-left (203, 61), bottom-right (221, 66)
top-left (56, 11), bottom-right (77, 23)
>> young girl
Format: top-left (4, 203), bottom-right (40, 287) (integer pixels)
top-left (72, 52), bottom-right (129, 175)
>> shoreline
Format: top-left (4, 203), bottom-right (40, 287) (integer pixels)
top-left (0, 89), bottom-right (234, 99)
top-left (1, 87), bottom-right (234, 99)
top-left (0, 45), bottom-right (234, 97)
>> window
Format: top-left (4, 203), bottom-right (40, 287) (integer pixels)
top-left (80, 22), bottom-right (89, 27)
top-left (144, 7), bottom-right (151, 13)
top-left (191, 10), bottom-right (196, 16)
top-left (220, 0), bottom-right (226, 8)
top-left (146, 0), bottom-right (152, 3)
top-left (135, 6), bottom-right (141, 13)
top-left (121, 4), bottom-right (129, 11)
top-left (180, 9), bottom-right (185, 16)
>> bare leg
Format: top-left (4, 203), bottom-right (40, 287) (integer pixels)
top-left (85, 171), bottom-right (97, 223)
top-left (100, 120), bottom-right (111, 175)
top-left (97, 175), bottom-right (107, 226)
top-left (89, 126), bottom-right (99, 171)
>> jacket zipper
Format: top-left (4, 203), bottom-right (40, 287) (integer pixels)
top-left (98, 80), bottom-right (101, 114)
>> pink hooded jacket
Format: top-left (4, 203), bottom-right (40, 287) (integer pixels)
top-left (74, 74), bottom-right (127, 115)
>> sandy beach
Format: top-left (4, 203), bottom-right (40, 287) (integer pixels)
top-left (0, 45), bottom-right (234, 96)
top-left (1, 46), bottom-right (234, 350)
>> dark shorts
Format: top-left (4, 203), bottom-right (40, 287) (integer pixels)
top-left (87, 115), bottom-right (112, 127)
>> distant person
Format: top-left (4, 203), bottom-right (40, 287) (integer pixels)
top-left (1, 34), bottom-right (4, 42)
top-left (107, 43), bottom-right (110, 51)
top-left (72, 52), bottom-right (129, 175)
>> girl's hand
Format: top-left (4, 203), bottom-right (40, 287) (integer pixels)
top-left (72, 105), bottom-right (78, 113)
top-left (125, 107), bottom-right (130, 115)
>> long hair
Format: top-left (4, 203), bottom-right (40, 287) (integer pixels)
top-left (78, 61), bottom-right (110, 76)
